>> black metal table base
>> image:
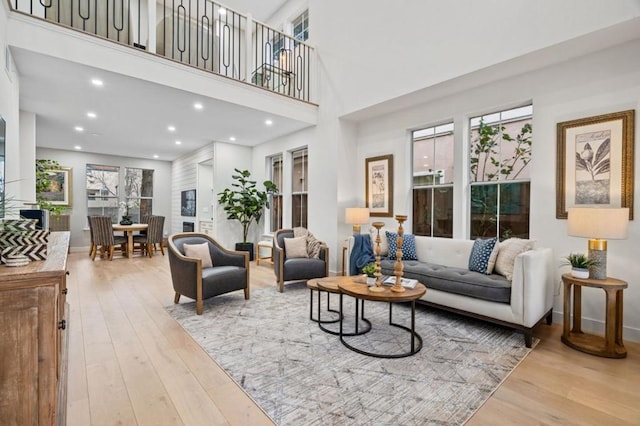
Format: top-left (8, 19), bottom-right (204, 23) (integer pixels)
top-left (315, 289), bottom-right (371, 336)
top-left (339, 295), bottom-right (423, 358)
top-left (309, 288), bottom-right (341, 324)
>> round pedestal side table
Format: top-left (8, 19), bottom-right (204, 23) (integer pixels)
top-left (561, 273), bottom-right (628, 358)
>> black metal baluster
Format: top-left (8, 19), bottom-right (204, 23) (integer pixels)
top-left (195, 0), bottom-right (199, 68)
top-left (200, 8), bottom-right (209, 66)
top-left (177, 1), bottom-right (185, 59)
top-left (78, 0), bottom-right (90, 31)
top-left (187, 0), bottom-right (191, 65)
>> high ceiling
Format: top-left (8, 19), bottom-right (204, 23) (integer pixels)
top-left (13, 0), bottom-right (299, 162)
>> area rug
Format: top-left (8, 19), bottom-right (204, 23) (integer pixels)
top-left (166, 282), bottom-right (536, 425)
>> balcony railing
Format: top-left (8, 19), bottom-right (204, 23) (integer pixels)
top-left (10, 0), bottom-right (314, 103)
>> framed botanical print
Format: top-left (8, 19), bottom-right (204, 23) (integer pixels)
top-left (366, 154), bottom-right (394, 217)
top-left (41, 167), bottom-right (73, 207)
top-left (556, 110), bottom-right (634, 219)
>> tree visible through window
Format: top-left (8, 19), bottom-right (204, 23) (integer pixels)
top-left (125, 167), bottom-right (153, 223)
top-left (469, 105), bottom-right (532, 240)
top-left (86, 164), bottom-right (120, 223)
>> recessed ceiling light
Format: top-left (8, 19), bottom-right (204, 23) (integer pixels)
top-left (194, 102), bottom-right (203, 110)
top-left (87, 112), bottom-right (97, 119)
top-left (175, 140), bottom-right (182, 145)
top-left (74, 126), bottom-right (84, 132)
top-left (74, 145), bottom-right (82, 150)
top-left (167, 125), bottom-right (176, 132)
top-left (265, 119), bottom-right (273, 126)
top-left (91, 78), bottom-right (103, 87)
top-left (229, 136), bottom-right (236, 141)
top-left (153, 154), bottom-right (159, 159)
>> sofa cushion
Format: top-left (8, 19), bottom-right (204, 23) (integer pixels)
top-left (380, 259), bottom-right (511, 303)
top-left (495, 238), bottom-right (535, 280)
top-left (468, 237), bottom-right (497, 274)
top-left (183, 242), bottom-right (213, 268)
top-left (386, 231), bottom-right (418, 260)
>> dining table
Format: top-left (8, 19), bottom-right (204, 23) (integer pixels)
top-left (112, 223), bottom-right (148, 258)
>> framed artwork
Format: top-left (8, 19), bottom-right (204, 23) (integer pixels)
top-left (556, 110), bottom-right (634, 219)
top-left (41, 167), bottom-right (73, 207)
top-left (181, 189), bottom-right (196, 217)
top-left (366, 154), bottom-right (394, 217)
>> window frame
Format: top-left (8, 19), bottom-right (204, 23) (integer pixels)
top-left (291, 148), bottom-right (308, 228)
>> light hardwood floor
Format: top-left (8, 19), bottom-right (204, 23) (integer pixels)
top-left (66, 252), bottom-right (640, 425)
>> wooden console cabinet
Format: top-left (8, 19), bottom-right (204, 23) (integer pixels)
top-left (0, 232), bottom-right (70, 425)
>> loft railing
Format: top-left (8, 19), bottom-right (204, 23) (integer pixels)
top-left (252, 21), bottom-right (311, 102)
top-left (10, 0), bottom-right (314, 103)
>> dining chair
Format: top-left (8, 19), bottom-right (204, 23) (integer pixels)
top-left (134, 215), bottom-right (165, 257)
top-left (87, 215), bottom-right (96, 258)
top-left (89, 216), bottom-right (127, 260)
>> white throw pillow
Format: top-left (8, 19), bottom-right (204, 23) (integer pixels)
top-left (369, 227), bottom-right (389, 256)
top-left (486, 241), bottom-right (500, 274)
top-left (183, 242), bottom-right (213, 268)
top-left (494, 238), bottom-right (535, 280)
top-left (284, 236), bottom-right (309, 258)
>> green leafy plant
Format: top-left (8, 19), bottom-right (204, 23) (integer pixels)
top-left (217, 169), bottom-right (278, 243)
top-left (564, 253), bottom-right (599, 269)
top-left (35, 159), bottom-right (67, 215)
top-left (361, 262), bottom-right (376, 277)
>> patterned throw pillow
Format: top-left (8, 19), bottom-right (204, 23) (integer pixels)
top-left (386, 231), bottom-right (418, 261)
top-left (468, 238), bottom-right (498, 274)
top-left (495, 238), bottom-right (535, 280)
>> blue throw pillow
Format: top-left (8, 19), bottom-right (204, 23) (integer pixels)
top-left (386, 231), bottom-right (418, 261)
top-left (468, 237), bottom-right (498, 273)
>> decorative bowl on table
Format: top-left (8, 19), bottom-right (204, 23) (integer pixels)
top-left (4, 254), bottom-right (30, 267)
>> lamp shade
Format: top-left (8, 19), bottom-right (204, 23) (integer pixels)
top-left (345, 207), bottom-right (370, 225)
top-left (567, 208), bottom-right (629, 239)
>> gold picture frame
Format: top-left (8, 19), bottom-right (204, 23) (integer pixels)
top-left (556, 110), bottom-right (634, 219)
top-left (42, 167), bottom-right (73, 207)
top-left (366, 154), bottom-right (394, 217)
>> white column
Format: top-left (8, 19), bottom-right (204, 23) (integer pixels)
top-left (147, 0), bottom-right (157, 54)
top-left (19, 111), bottom-right (37, 206)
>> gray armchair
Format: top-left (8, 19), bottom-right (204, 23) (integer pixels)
top-left (168, 233), bottom-right (249, 315)
top-left (273, 228), bottom-right (329, 292)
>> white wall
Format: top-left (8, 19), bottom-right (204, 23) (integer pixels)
top-left (0, 2), bottom-right (23, 205)
top-left (350, 39), bottom-right (640, 342)
top-left (37, 147), bottom-right (172, 250)
top-left (171, 144), bottom-right (214, 235)
top-left (312, 0), bottom-right (640, 115)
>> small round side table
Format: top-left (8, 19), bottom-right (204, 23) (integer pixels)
top-left (561, 273), bottom-right (628, 358)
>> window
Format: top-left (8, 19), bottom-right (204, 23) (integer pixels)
top-left (469, 105), bottom-right (532, 240)
top-left (292, 10), bottom-right (308, 42)
top-left (412, 123), bottom-right (454, 237)
top-left (270, 155), bottom-right (283, 232)
top-left (86, 164), bottom-right (120, 223)
top-left (292, 148), bottom-right (307, 228)
top-left (124, 167), bottom-right (154, 223)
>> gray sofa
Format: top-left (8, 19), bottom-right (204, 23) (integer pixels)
top-left (347, 235), bottom-right (554, 347)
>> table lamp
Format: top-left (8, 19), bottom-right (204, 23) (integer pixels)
top-left (345, 207), bottom-right (370, 235)
top-left (567, 207), bottom-right (629, 280)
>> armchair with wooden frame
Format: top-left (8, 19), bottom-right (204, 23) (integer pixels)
top-left (168, 232), bottom-right (249, 315)
top-left (273, 228), bottom-right (329, 292)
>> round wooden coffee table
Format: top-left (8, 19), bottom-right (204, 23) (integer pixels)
top-left (308, 277), bottom-right (371, 336)
top-left (338, 280), bottom-right (427, 358)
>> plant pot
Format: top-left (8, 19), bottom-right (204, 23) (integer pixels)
top-left (366, 276), bottom-right (376, 286)
top-left (235, 242), bottom-right (255, 261)
top-left (571, 267), bottom-right (590, 279)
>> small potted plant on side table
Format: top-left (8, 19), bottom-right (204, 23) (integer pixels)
top-left (362, 262), bottom-right (377, 286)
top-left (564, 253), bottom-right (598, 279)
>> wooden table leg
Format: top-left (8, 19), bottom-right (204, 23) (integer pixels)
top-left (572, 285), bottom-right (582, 333)
top-left (563, 280), bottom-right (571, 339)
top-left (616, 290), bottom-right (624, 345)
top-left (604, 288), bottom-right (617, 354)
top-left (127, 231), bottom-right (134, 257)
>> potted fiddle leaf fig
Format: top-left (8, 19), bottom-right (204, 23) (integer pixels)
top-left (217, 168), bottom-right (277, 260)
